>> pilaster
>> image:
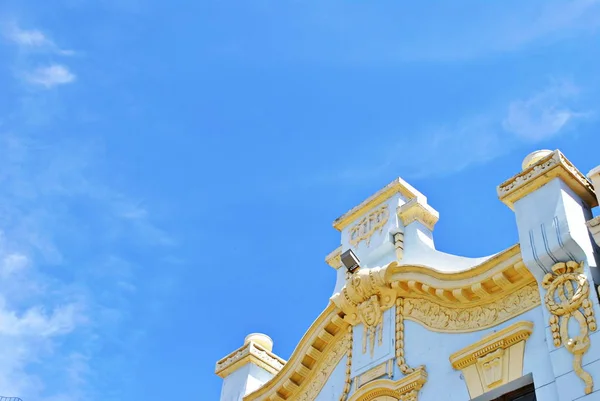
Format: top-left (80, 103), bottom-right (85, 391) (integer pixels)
top-left (498, 150), bottom-right (600, 400)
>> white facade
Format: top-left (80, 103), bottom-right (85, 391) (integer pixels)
top-left (215, 150), bottom-right (600, 401)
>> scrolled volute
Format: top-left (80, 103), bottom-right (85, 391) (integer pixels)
top-left (330, 265), bottom-right (396, 326)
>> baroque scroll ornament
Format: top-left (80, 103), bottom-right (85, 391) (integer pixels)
top-left (542, 261), bottom-right (597, 395)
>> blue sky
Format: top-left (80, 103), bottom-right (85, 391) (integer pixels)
top-left (0, 0), bottom-right (599, 400)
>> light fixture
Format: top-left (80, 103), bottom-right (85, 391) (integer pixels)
top-left (341, 249), bottom-right (360, 274)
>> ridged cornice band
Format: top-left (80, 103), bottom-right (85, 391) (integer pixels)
top-left (243, 245), bottom-right (541, 401)
top-left (244, 303), bottom-right (349, 401)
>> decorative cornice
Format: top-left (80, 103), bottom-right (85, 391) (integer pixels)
top-left (347, 370), bottom-right (427, 401)
top-left (497, 150), bottom-right (597, 209)
top-left (296, 331), bottom-right (351, 401)
top-left (244, 304), bottom-right (349, 401)
top-left (404, 283), bottom-right (540, 333)
top-left (333, 178), bottom-right (424, 231)
top-left (397, 198), bottom-right (439, 231)
top-left (215, 341), bottom-right (286, 378)
top-left (325, 246), bottom-right (343, 269)
top-left (449, 321), bottom-right (534, 370)
top-left (389, 246), bottom-right (536, 307)
top-left (449, 321), bottom-right (533, 398)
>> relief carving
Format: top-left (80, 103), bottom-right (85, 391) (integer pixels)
top-left (331, 266), bottom-right (396, 327)
top-left (403, 284), bottom-right (540, 332)
top-left (297, 333), bottom-right (351, 401)
top-left (542, 261), bottom-right (597, 395)
top-left (358, 295), bottom-right (384, 357)
top-left (478, 348), bottom-right (504, 388)
top-left (349, 205), bottom-right (389, 247)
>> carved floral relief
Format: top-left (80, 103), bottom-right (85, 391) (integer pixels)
top-left (402, 284), bottom-right (540, 332)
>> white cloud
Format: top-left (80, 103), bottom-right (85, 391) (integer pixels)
top-left (4, 23), bottom-right (75, 55)
top-left (7, 27), bottom-right (51, 47)
top-left (311, 81), bottom-right (594, 184)
top-left (0, 126), bottom-right (174, 400)
top-left (25, 65), bottom-right (76, 88)
top-left (503, 81), bottom-right (589, 141)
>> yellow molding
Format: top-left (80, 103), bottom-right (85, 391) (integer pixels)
top-left (242, 245), bottom-right (540, 400)
top-left (497, 150), bottom-right (597, 210)
top-left (215, 341), bottom-right (286, 378)
top-left (333, 178), bottom-right (424, 231)
top-left (397, 198), bottom-right (439, 231)
top-left (325, 246), bottom-right (342, 269)
top-left (449, 321), bottom-right (533, 369)
top-left (404, 283), bottom-right (540, 333)
top-left (244, 303), bottom-right (349, 401)
top-left (449, 321), bottom-right (533, 398)
top-left (347, 370), bottom-right (428, 401)
top-left (387, 244), bottom-right (521, 282)
top-left (542, 261), bottom-right (597, 394)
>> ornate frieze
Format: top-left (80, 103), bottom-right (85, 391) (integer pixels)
top-left (333, 177), bottom-right (423, 231)
top-left (397, 198), bottom-right (439, 231)
top-left (542, 261), bottom-right (597, 394)
top-left (215, 340), bottom-right (286, 378)
top-left (348, 204), bottom-right (390, 248)
top-left (449, 321), bottom-right (533, 399)
top-left (497, 150), bottom-right (597, 209)
top-left (297, 332), bottom-right (352, 401)
top-left (402, 283), bottom-right (540, 333)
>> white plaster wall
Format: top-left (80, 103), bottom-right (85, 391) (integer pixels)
top-left (314, 355), bottom-right (348, 401)
top-left (245, 364), bottom-right (274, 396)
top-left (395, 305), bottom-right (555, 401)
top-left (219, 364), bottom-right (273, 401)
top-left (219, 364), bottom-right (252, 401)
top-left (340, 194), bottom-right (407, 268)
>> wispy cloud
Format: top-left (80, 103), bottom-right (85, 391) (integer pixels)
top-left (0, 128), bottom-right (176, 400)
top-left (3, 22), bottom-right (75, 55)
top-left (3, 22), bottom-right (77, 90)
top-left (25, 64), bottom-right (76, 88)
top-left (316, 80), bottom-right (594, 183)
top-left (503, 81), bottom-right (590, 142)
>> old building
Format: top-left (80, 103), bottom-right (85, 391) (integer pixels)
top-left (215, 149), bottom-right (600, 401)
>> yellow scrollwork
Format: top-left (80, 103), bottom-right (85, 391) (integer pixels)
top-left (349, 204), bottom-right (389, 247)
top-left (542, 261), bottom-right (597, 395)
